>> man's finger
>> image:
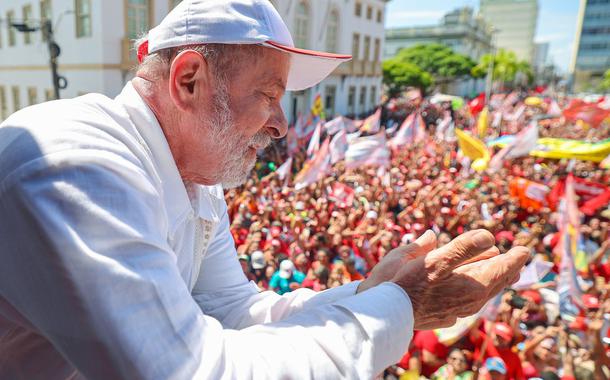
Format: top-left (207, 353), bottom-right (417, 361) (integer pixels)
top-left (458, 246), bottom-right (529, 291)
top-left (458, 246), bottom-right (500, 267)
top-left (428, 229), bottom-right (496, 275)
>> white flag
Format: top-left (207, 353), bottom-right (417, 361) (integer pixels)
top-left (345, 131), bottom-right (390, 169)
top-left (329, 129), bottom-right (348, 164)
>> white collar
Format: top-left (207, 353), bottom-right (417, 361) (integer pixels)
top-left (115, 82), bottom-right (193, 227)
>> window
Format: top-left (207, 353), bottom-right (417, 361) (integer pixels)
top-left (324, 85), bottom-right (336, 118)
top-left (7, 11), bottom-right (16, 46)
top-left (347, 86), bottom-right (356, 115)
top-left (363, 35), bottom-right (371, 61)
top-left (11, 86), bottom-right (20, 112)
top-left (352, 33), bottom-right (360, 60)
top-left (377, 9), bottom-right (383, 23)
top-left (294, 1), bottom-right (309, 48)
top-left (23, 5), bottom-right (33, 44)
top-left (0, 87), bottom-right (7, 120)
top-left (366, 6), bottom-right (373, 20)
top-left (373, 38), bottom-right (380, 62)
top-left (45, 89), bottom-right (55, 101)
top-left (359, 86), bottom-right (367, 112)
top-left (28, 87), bottom-right (38, 105)
top-left (127, 0), bottom-right (152, 39)
top-left (40, 0), bottom-right (52, 41)
top-left (355, 2), bottom-right (362, 17)
top-left (75, 0), bottom-right (92, 38)
top-left (370, 86), bottom-right (377, 107)
top-left (325, 9), bottom-right (339, 53)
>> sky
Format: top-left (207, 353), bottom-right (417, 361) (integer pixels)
top-left (385, 0), bottom-right (580, 74)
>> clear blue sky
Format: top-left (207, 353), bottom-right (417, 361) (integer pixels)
top-left (385, 0), bottom-right (580, 74)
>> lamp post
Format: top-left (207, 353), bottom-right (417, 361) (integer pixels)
top-left (484, 28), bottom-right (498, 105)
top-left (11, 19), bottom-right (67, 99)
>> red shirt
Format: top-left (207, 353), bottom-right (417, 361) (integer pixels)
top-left (410, 330), bottom-right (449, 378)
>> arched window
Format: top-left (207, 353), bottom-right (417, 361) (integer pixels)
top-left (294, 1), bottom-right (309, 49)
top-left (326, 9), bottom-right (339, 52)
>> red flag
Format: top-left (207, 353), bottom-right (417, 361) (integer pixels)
top-left (563, 100), bottom-right (610, 127)
top-left (468, 93), bottom-right (486, 117)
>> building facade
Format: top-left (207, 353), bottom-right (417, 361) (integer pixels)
top-left (384, 7), bottom-right (492, 97)
top-left (272, 0), bottom-right (388, 122)
top-left (479, 0), bottom-right (538, 64)
top-left (0, 0), bottom-right (186, 121)
top-left (571, 0), bottom-right (610, 92)
top-left (0, 0), bottom-right (387, 124)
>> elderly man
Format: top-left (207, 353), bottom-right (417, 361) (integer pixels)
top-left (0, 1), bottom-right (527, 379)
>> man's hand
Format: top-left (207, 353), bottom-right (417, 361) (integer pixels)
top-left (357, 230), bottom-right (438, 294)
top-left (391, 230), bottom-right (528, 330)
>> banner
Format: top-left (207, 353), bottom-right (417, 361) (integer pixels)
top-left (488, 121), bottom-right (539, 172)
top-left (294, 137), bottom-right (330, 190)
top-left (455, 129), bottom-right (490, 172)
top-left (345, 131), bottom-right (390, 169)
top-left (306, 122), bottom-right (322, 157)
top-left (390, 112), bottom-right (426, 148)
top-left (557, 213), bottom-right (586, 323)
top-left (508, 177), bottom-right (550, 210)
top-left (360, 108), bottom-right (381, 134)
top-left (324, 116), bottom-right (356, 135)
top-left (548, 176), bottom-right (609, 210)
top-left (276, 157), bottom-right (292, 187)
top-left (329, 129), bottom-right (348, 164)
top-left (512, 260), bottom-right (554, 290)
top-left (490, 137), bottom-right (610, 163)
top-left (563, 100), bottom-right (610, 127)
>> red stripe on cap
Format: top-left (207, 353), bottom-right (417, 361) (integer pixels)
top-left (265, 41), bottom-right (351, 60)
top-left (137, 40), bottom-right (149, 64)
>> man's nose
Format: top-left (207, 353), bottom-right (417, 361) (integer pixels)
top-left (266, 103), bottom-right (288, 139)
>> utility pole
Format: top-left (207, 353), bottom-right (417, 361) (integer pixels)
top-left (43, 20), bottom-right (67, 99)
top-left (10, 19), bottom-right (67, 99)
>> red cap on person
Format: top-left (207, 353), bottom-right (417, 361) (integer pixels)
top-left (520, 289), bottom-right (542, 305)
top-left (493, 322), bottom-right (514, 342)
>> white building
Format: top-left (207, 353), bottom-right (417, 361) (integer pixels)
top-left (272, 0), bottom-right (388, 122)
top-left (0, 0), bottom-right (186, 122)
top-left (479, 0), bottom-right (539, 64)
top-left (0, 0), bottom-right (387, 124)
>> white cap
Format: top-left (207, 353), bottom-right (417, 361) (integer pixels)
top-left (366, 210), bottom-right (378, 219)
top-left (250, 250), bottom-right (265, 269)
top-left (279, 259), bottom-right (294, 279)
top-left (139, 0), bottom-right (351, 91)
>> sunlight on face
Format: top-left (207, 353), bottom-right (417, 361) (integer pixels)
top-left (204, 79), bottom-right (272, 188)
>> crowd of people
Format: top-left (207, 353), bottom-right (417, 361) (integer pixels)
top-left (225, 90), bottom-right (610, 380)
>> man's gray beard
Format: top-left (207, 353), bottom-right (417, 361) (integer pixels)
top-left (209, 79), bottom-right (270, 189)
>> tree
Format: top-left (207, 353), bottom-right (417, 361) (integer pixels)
top-left (472, 49), bottom-right (533, 88)
top-left (597, 69), bottom-right (610, 92)
top-left (382, 59), bottom-right (433, 97)
top-left (394, 44), bottom-right (477, 83)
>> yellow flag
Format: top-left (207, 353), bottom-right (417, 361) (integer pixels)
top-left (455, 128), bottom-right (490, 172)
top-left (477, 106), bottom-right (489, 138)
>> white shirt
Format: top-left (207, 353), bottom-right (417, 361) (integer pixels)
top-left (0, 83), bottom-right (414, 379)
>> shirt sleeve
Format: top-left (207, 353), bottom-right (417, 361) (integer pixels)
top-left (0, 149), bottom-right (414, 379)
top-left (192, 208), bottom-right (368, 329)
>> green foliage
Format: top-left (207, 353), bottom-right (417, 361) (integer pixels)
top-left (395, 44), bottom-right (477, 80)
top-left (472, 49), bottom-right (533, 84)
top-left (598, 69), bottom-right (610, 92)
top-left (382, 43), bottom-right (477, 96)
top-left (382, 59), bottom-right (433, 97)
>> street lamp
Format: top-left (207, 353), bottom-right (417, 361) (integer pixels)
top-left (10, 19), bottom-right (67, 99)
top-left (485, 28), bottom-right (499, 105)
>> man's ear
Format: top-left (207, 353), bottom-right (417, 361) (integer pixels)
top-left (168, 50), bottom-right (211, 112)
